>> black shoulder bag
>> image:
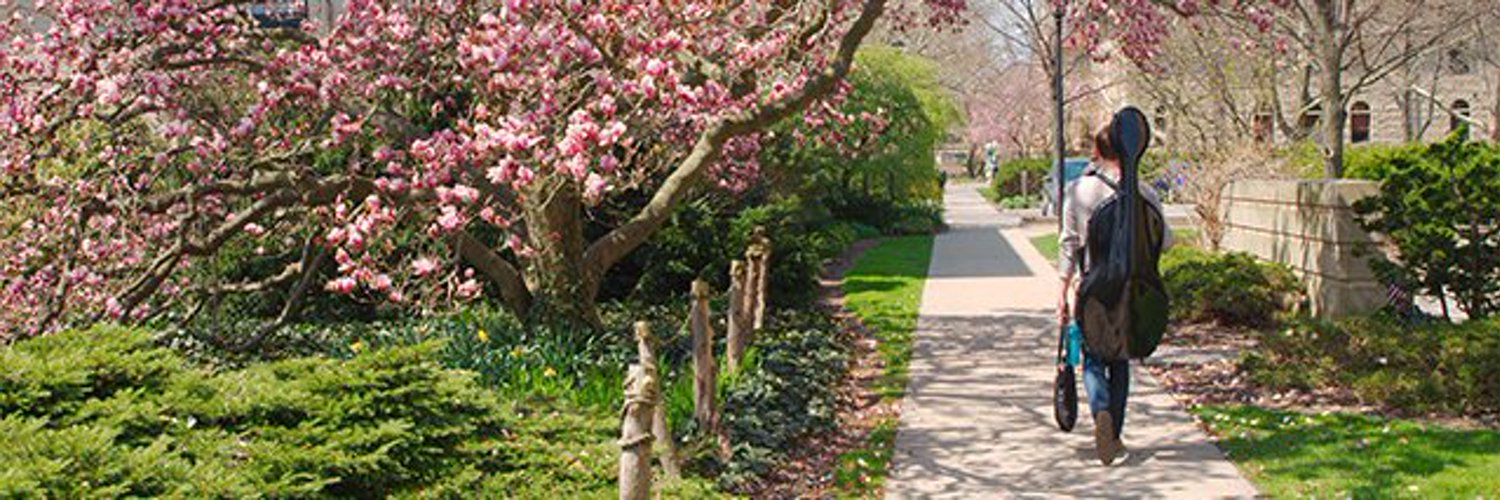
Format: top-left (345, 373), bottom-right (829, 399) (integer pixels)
top-left (1053, 322), bottom-right (1078, 432)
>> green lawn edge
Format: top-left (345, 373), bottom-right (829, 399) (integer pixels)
top-left (1029, 229), bottom-right (1197, 265)
top-left (830, 235), bottom-right (935, 498)
top-left (1192, 404), bottom-right (1500, 498)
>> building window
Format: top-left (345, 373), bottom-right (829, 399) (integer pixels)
top-left (1451, 100), bottom-right (1472, 138)
top-left (1299, 104), bottom-right (1322, 132)
top-left (1350, 101), bottom-right (1371, 144)
top-left (1447, 48), bottom-right (1472, 75)
top-left (1253, 111), bottom-right (1274, 143)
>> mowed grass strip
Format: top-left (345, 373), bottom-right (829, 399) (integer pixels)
top-left (1193, 404), bottom-right (1500, 498)
top-left (1030, 229), bottom-right (1197, 264)
top-left (834, 235), bottom-right (934, 498)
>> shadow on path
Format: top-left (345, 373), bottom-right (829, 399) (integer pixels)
top-left (886, 183), bottom-right (1258, 499)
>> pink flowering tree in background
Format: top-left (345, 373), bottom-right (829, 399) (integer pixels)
top-left (0, 0), bottom-right (974, 337)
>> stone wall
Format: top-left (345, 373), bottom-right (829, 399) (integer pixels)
top-left (1219, 179), bottom-right (1384, 317)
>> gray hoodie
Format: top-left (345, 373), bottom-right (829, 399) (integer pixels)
top-left (1058, 166), bottom-right (1171, 281)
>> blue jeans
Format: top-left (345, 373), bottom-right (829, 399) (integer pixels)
top-left (1083, 351), bottom-right (1129, 439)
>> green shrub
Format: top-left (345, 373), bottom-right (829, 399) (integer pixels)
top-left (625, 195), bottom-right (856, 309)
top-left (990, 157), bottom-right (1050, 198)
top-left (1246, 315), bottom-right (1500, 415)
top-left (883, 201), bottom-right (943, 235)
top-left (998, 194), bottom-right (1039, 210)
top-left (0, 324), bottom-right (507, 497)
top-left (1280, 140), bottom-right (1426, 179)
top-left (1353, 131), bottom-right (1500, 319)
top-left (1161, 246), bottom-right (1301, 327)
top-left (1343, 142), bottom-right (1425, 180)
top-left (718, 310), bottom-right (851, 489)
top-left (731, 196), bottom-right (852, 308)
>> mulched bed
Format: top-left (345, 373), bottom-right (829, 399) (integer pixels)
top-left (736, 238), bottom-right (900, 498)
top-left (1145, 322), bottom-right (1500, 431)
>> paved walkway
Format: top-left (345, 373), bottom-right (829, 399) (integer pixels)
top-left (886, 183), bottom-right (1257, 499)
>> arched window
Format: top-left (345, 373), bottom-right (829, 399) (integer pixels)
top-left (1451, 99), bottom-right (1472, 137)
top-left (1350, 101), bottom-right (1371, 143)
top-left (1300, 104), bottom-right (1322, 132)
top-left (1253, 111), bottom-right (1274, 143)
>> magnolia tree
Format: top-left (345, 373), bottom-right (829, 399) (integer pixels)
top-left (3, 0), bottom-right (1218, 338)
top-left (0, 0), bottom-right (980, 336)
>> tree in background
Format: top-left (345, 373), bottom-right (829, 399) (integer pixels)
top-left (1168, 0), bottom-right (1465, 177)
top-left (764, 45), bottom-right (959, 209)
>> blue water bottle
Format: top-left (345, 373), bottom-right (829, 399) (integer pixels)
top-left (1065, 322), bottom-right (1082, 366)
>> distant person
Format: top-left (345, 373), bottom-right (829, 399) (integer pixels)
top-left (1057, 126), bottom-right (1171, 465)
top-left (939, 170), bottom-right (949, 190)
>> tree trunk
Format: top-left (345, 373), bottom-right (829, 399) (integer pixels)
top-left (1492, 74), bottom-right (1500, 141)
top-left (1316, 0), bottom-right (1345, 178)
top-left (522, 176), bottom-right (598, 327)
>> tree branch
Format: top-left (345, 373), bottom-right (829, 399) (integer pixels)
top-left (455, 231), bottom-right (532, 317)
top-left (582, 0), bottom-right (889, 294)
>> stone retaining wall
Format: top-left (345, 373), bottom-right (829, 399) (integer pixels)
top-left (1219, 179), bottom-right (1384, 317)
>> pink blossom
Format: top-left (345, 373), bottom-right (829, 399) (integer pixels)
top-left (456, 278), bottom-right (481, 298)
top-left (411, 256), bottom-right (440, 276)
top-left (371, 273), bottom-right (393, 291)
top-left (436, 206), bottom-right (464, 232)
top-left (325, 276), bottom-right (358, 294)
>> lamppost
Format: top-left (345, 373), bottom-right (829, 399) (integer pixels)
top-left (1053, 2), bottom-right (1066, 221)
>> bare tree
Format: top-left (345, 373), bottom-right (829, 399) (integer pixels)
top-left (1267, 0), bottom-right (1462, 176)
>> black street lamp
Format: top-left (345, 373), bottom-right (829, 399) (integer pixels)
top-left (1053, 3), bottom-right (1066, 222)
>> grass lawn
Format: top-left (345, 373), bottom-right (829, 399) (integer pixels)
top-left (1029, 229), bottom-right (1198, 264)
top-left (1031, 233), bottom-right (1062, 264)
top-left (1192, 404), bottom-right (1500, 498)
top-left (833, 235), bottom-right (934, 497)
top-left (977, 185), bottom-right (1001, 203)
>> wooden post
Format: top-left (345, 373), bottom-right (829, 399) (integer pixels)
top-left (747, 226), bottom-right (771, 330)
top-left (619, 322), bottom-right (658, 500)
top-left (725, 260), bottom-right (750, 374)
top-left (689, 280), bottom-right (718, 431)
top-left (652, 392), bottom-right (681, 479)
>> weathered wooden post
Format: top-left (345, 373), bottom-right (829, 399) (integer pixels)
top-left (619, 322), bottom-right (658, 500)
top-left (725, 260), bottom-right (750, 374)
top-left (689, 280), bottom-right (718, 430)
top-left (652, 388), bottom-right (681, 479)
top-left (747, 226), bottom-right (771, 330)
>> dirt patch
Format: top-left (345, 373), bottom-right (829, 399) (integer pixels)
top-left (739, 238), bottom-right (900, 498)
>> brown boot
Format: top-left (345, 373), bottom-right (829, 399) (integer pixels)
top-left (1094, 411), bottom-right (1120, 465)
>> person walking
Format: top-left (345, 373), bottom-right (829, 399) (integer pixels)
top-left (1056, 126), bottom-right (1171, 465)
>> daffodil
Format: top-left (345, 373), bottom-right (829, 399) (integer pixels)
top-left (477, 328), bottom-right (490, 343)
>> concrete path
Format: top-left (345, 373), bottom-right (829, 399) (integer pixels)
top-left (886, 183), bottom-right (1257, 499)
